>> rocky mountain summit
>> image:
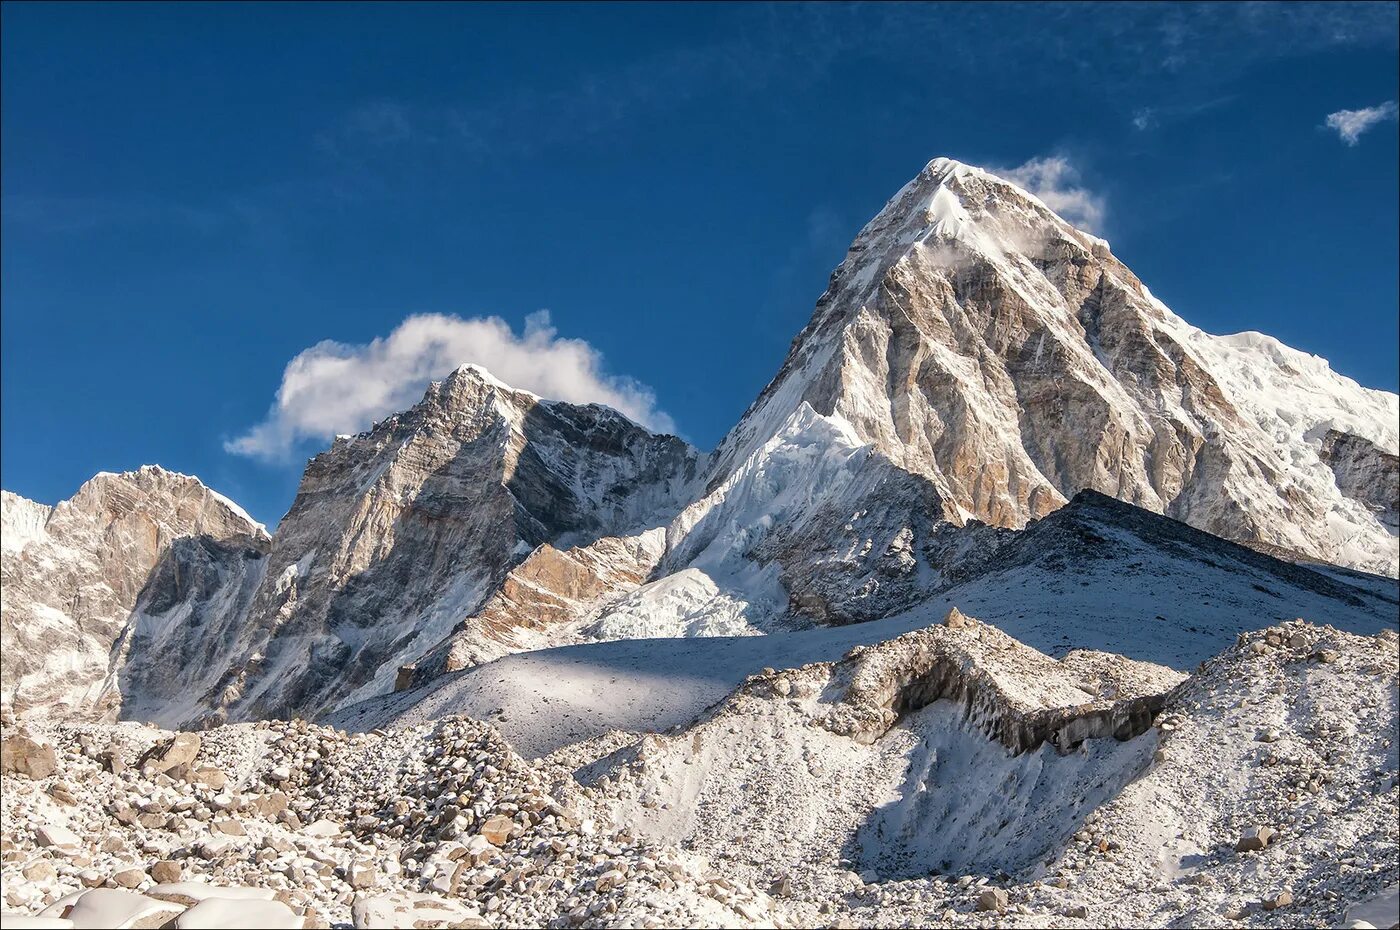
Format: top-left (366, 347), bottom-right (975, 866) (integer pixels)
top-left (1, 467), bottom-right (268, 720)
top-left (705, 158), bottom-right (1397, 575)
top-left (190, 364), bottom-right (701, 725)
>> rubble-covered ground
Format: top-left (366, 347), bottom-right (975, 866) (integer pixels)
top-left (2, 618), bottom-right (1397, 929)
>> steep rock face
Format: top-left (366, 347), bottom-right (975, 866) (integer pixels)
top-left (410, 529), bottom-right (669, 679)
top-left (104, 533), bottom-right (270, 727)
top-left (704, 158), bottom-right (1398, 576)
top-left (200, 365), bottom-right (702, 722)
top-left (1320, 429), bottom-right (1399, 532)
top-left (0, 467), bottom-right (269, 719)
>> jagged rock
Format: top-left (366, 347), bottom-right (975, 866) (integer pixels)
top-left (113, 869), bottom-right (146, 889)
top-left (942, 607), bottom-right (969, 630)
top-left (190, 767), bottom-right (227, 789)
top-left (98, 749), bottom-right (126, 775)
top-left (977, 888), bottom-right (1009, 912)
top-left (1236, 826), bottom-right (1276, 852)
top-left (21, 861), bottom-right (56, 883)
top-left (346, 861), bottom-right (375, 890)
top-left (1263, 890), bottom-right (1294, 911)
top-left (34, 825), bottom-right (80, 851)
top-left (477, 815), bottom-right (513, 846)
top-left (139, 733), bottom-right (201, 773)
top-left (212, 820), bottom-right (245, 837)
top-left (1, 733), bottom-right (56, 779)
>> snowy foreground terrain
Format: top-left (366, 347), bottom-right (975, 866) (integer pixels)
top-left (2, 157), bottom-right (1397, 928)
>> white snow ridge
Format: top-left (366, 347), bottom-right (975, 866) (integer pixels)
top-left (3, 156), bottom-right (1397, 930)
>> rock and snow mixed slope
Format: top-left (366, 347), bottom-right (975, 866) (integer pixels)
top-left (4, 615), bottom-right (1395, 928)
top-left (704, 157), bottom-right (1399, 577)
top-left (550, 617), bottom-right (1399, 929)
top-left (1, 467), bottom-right (269, 719)
top-left (1, 155), bottom-right (1396, 732)
top-left (192, 365), bottom-right (701, 725)
top-left (333, 492), bottom-right (1395, 758)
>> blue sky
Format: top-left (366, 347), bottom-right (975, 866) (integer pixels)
top-left (3, 2), bottom-right (1397, 525)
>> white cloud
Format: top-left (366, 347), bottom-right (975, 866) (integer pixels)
top-left (1324, 101), bottom-right (1398, 145)
top-left (1132, 107), bottom-right (1156, 131)
top-left (226, 312), bottom-right (674, 460)
top-left (991, 156), bottom-right (1107, 233)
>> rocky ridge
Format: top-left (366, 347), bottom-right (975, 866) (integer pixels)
top-left (0, 467), bottom-right (269, 720)
top-left (702, 158), bottom-right (1398, 576)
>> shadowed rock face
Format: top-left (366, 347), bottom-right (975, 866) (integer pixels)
top-left (1320, 429), bottom-right (1399, 531)
top-left (0, 467), bottom-right (269, 719)
top-left (198, 366), bottom-right (702, 723)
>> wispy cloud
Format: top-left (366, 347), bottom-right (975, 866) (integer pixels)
top-left (1324, 101), bottom-right (1399, 145)
top-left (1129, 96), bottom-right (1234, 132)
top-left (226, 312), bottom-right (674, 460)
top-left (992, 156), bottom-right (1106, 233)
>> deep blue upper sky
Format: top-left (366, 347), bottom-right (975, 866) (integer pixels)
top-left (3, 2), bottom-right (1397, 525)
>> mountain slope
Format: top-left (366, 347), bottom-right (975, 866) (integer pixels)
top-left (332, 490), bottom-right (1396, 756)
top-left (192, 364), bottom-right (702, 723)
top-left (0, 467), bottom-right (269, 718)
top-left (703, 157), bottom-right (1398, 577)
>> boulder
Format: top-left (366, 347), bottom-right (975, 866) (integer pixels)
top-left (976, 888), bottom-right (1009, 912)
top-left (34, 825), bottom-right (81, 851)
top-left (2, 733), bottom-right (57, 779)
top-left (113, 869), bottom-right (147, 889)
top-left (477, 815), bottom-right (513, 846)
top-left (22, 860), bottom-right (58, 883)
top-left (346, 861), bottom-right (376, 890)
top-left (189, 767), bottom-right (227, 790)
top-left (138, 734), bottom-right (201, 774)
top-left (1236, 826), bottom-right (1276, 852)
top-left (301, 819), bottom-right (341, 838)
top-left (149, 861), bottom-right (182, 884)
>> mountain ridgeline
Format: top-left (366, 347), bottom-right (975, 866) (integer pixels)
top-left (3, 158), bottom-right (1396, 726)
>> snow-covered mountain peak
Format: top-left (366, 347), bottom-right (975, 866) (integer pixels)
top-left (1, 468), bottom-right (269, 717)
top-left (706, 155), bottom-right (1398, 576)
